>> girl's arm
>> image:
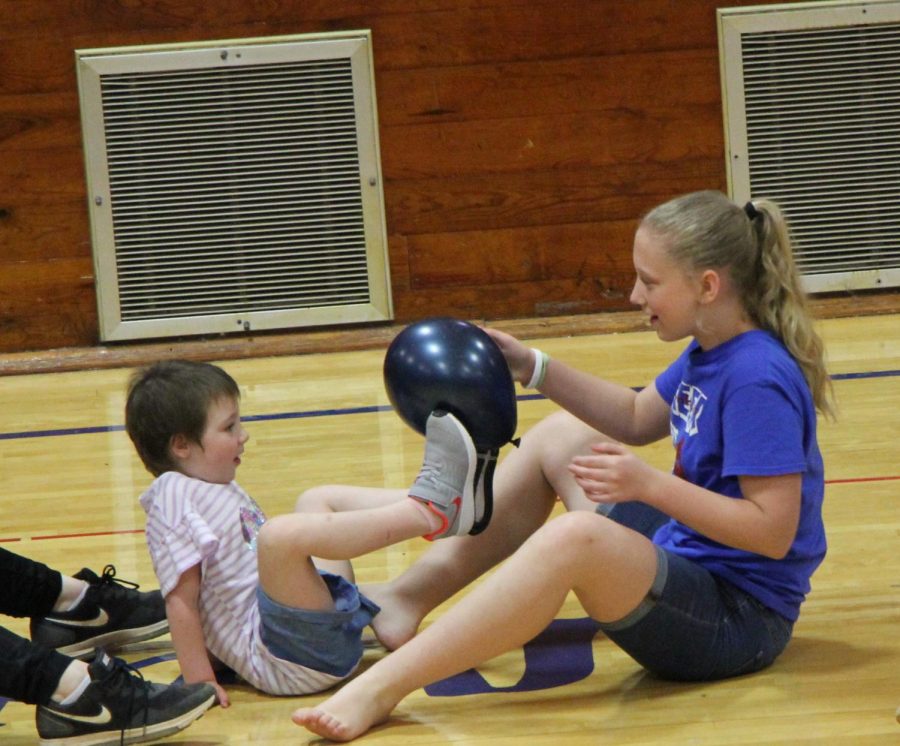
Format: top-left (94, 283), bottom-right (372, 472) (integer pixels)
top-left (166, 563), bottom-right (230, 707)
top-left (540, 358), bottom-right (671, 445)
top-left (648, 469), bottom-right (801, 558)
top-left (484, 327), bottom-right (671, 445)
top-left (570, 442), bottom-right (802, 558)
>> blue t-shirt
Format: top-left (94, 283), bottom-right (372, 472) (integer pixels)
top-left (653, 330), bottom-right (826, 621)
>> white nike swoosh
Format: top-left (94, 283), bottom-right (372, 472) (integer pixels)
top-left (44, 608), bottom-right (110, 628)
top-left (57, 705), bottom-right (113, 725)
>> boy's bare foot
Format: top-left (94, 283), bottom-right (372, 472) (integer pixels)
top-left (363, 583), bottom-right (423, 651)
top-left (292, 683), bottom-right (396, 742)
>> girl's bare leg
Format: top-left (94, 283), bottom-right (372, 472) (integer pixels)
top-left (293, 510), bottom-right (658, 741)
top-left (365, 410), bottom-right (608, 650)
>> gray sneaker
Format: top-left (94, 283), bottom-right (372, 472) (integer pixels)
top-left (410, 410), bottom-right (477, 540)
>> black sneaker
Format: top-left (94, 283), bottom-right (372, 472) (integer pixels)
top-left (36, 650), bottom-right (215, 745)
top-left (30, 565), bottom-right (168, 659)
top-left (468, 447), bottom-right (499, 536)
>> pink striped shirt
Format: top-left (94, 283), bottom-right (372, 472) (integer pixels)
top-left (139, 471), bottom-right (342, 695)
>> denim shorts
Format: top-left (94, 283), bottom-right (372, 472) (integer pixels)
top-left (598, 502), bottom-right (794, 682)
top-left (257, 571), bottom-right (380, 677)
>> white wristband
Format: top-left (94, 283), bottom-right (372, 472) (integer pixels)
top-left (525, 348), bottom-right (549, 389)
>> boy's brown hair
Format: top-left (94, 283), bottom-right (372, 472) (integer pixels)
top-left (125, 360), bottom-right (240, 476)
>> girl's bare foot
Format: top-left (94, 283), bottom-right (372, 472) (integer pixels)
top-left (292, 707), bottom-right (354, 742)
top-left (362, 583), bottom-right (424, 651)
top-left (292, 682), bottom-right (397, 742)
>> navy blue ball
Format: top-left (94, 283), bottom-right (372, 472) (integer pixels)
top-left (384, 318), bottom-right (517, 450)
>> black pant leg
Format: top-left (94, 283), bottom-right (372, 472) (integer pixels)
top-left (0, 625), bottom-right (71, 705)
top-left (0, 546), bottom-right (62, 618)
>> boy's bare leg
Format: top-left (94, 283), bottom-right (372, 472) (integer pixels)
top-left (292, 511), bottom-right (658, 741)
top-left (257, 496), bottom-right (440, 612)
top-left (364, 411), bottom-right (607, 650)
top-left (294, 485), bottom-right (410, 581)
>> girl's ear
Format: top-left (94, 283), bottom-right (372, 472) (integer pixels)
top-left (169, 433), bottom-right (192, 460)
top-left (698, 268), bottom-right (721, 305)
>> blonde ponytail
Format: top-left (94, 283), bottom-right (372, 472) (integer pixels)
top-left (750, 199), bottom-right (835, 419)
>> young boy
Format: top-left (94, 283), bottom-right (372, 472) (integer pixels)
top-left (124, 360), bottom-right (479, 705)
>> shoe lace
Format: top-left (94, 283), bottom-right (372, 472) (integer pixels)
top-left (90, 565), bottom-right (144, 606)
top-left (98, 564), bottom-right (141, 591)
top-left (415, 455), bottom-right (443, 487)
top-left (101, 655), bottom-right (150, 745)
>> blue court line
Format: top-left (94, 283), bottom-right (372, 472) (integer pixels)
top-left (831, 369), bottom-right (899, 381)
top-left (0, 369), bottom-right (896, 443)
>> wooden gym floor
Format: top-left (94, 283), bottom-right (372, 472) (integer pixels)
top-left (0, 313), bottom-right (897, 744)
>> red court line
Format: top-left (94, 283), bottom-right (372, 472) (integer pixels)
top-left (825, 475), bottom-right (900, 485)
top-left (32, 529), bottom-right (147, 540)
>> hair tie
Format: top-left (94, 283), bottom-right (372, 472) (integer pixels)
top-left (744, 201), bottom-right (760, 221)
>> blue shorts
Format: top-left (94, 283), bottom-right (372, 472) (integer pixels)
top-left (598, 502), bottom-right (794, 681)
top-left (257, 571), bottom-right (380, 677)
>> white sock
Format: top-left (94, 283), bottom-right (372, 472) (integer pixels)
top-left (55, 582), bottom-right (88, 613)
top-left (54, 672), bottom-right (91, 705)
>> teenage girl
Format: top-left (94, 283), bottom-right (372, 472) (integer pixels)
top-left (293, 190), bottom-right (834, 741)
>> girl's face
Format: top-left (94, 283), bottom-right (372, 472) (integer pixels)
top-left (177, 395), bottom-right (249, 484)
top-left (629, 226), bottom-right (704, 342)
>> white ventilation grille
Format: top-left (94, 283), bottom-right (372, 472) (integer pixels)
top-left (76, 33), bottom-right (391, 342)
top-left (719, 1), bottom-right (900, 292)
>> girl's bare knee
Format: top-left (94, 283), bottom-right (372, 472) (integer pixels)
top-left (519, 412), bottom-right (610, 511)
top-left (532, 511), bottom-right (617, 560)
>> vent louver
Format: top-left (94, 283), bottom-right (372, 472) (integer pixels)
top-left (77, 33), bottom-right (391, 342)
top-left (719, 1), bottom-right (900, 292)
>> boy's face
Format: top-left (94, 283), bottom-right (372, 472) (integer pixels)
top-left (176, 395), bottom-right (249, 484)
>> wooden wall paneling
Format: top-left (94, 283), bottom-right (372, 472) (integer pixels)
top-left (380, 107), bottom-right (726, 182)
top-left (0, 258), bottom-right (97, 350)
top-left (0, 0), bottom-right (821, 356)
top-left (0, 85), bottom-right (96, 348)
top-left (0, 38), bottom-right (77, 96)
top-left (366, 1), bottom-right (727, 68)
top-left (0, 129), bottom-right (89, 261)
top-left (406, 220), bottom-right (641, 288)
top-left (376, 48), bottom-right (724, 127)
top-left (384, 161), bottom-right (726, 236)
top-left (394, 277), bottom-right (639, 320)
top-left (385, 233), bottom-right (412, 295)
top-left (0, 92), bottom-right (81, 152)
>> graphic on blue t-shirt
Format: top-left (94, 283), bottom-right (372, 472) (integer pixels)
top-left (672, 381), bottom-right (707, 438)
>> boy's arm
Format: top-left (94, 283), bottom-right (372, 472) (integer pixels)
top-left (165, 563), bottom-right (231, 708)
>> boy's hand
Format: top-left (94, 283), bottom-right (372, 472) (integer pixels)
top-left (211, 680), bottom-right (230, 708)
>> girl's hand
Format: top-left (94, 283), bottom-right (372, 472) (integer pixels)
top-left (568, 441), bottom-right (658, 504)
top-left (482, 327), bottom-right (535, 385)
